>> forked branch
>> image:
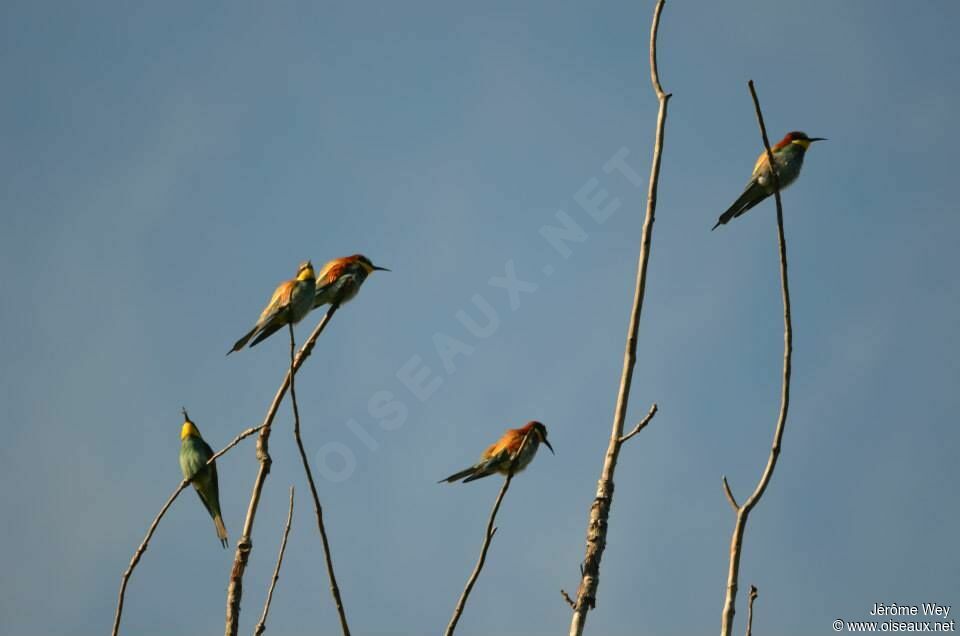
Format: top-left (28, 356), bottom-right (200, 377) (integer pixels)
top-left (224, 303), bottom-right (341, 636)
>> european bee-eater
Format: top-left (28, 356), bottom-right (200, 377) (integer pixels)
top-left (179, 409), bottom-right (228, 548)
top-left (313, 254), bottom-right (389, 310)
top-left (228, 260), bottom-right (317, 354)
top-left (712, 131), bottom-right (826, 230)
top-left (440, 421), bottom-right (554, 484)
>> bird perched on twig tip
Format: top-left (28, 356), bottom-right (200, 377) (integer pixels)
top-left (440, 421), bottom-right (554, 484)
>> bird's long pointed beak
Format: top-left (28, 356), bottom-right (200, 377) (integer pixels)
top-left (543, 439), bottom-right (555, 455)
top-left (809, 137), bottom-right (827, 142)
top-left (373, 265), bottom-right (391, 272)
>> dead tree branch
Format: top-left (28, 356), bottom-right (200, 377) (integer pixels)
top-left (745, 585), bottom-right (758, 636)
top-left (289, 322), bottom-right (351, 636)
top-left (718, 80), bottom-right (793, 636)
top-left (224, 303), bottom-right (341, 636)
top-left (618, 403), bottom-right (659, 444)
top-left (567, 2), bottom-right (670, 634)
top-left (111, 422), bottom-right (264, 636)
top-left (253, 486), bottom-right (295, 636)
top-left (444, 429), bottom-right (532, 636)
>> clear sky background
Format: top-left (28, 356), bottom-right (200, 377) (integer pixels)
top-left (1, 2), bottom-right (957, 635)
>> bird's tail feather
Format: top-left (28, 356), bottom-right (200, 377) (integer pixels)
top-left (462, 469), bottom-right (493, 483)
top-left (214, 514), bottom-right (228, 548)
top-left (249, 321), bottom-right (284, 348)
top-left (712, 182), bottom-right (765, 230)
top-left (228, 326), bottom-right (258, 355)
top-left (439, 466), bottom-right (478, 483)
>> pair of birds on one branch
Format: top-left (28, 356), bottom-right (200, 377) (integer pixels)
top-left (181, 253), bottom-right (390, 547)
top-left (181, 129), bottom-right (824, 546)
top-left (227, 254), bottom-right (390, 354)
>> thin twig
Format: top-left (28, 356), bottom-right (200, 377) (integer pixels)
top-left (444, 429), bottom-right (533, 636)
top-left (618, 403), bottom-right (659, 444)
top-left (718, 80), bottom-right (794, 636)
top-left (745, 585), bottom-right (758, 636)
top-left (721, 476), bottom-right (739, 511)
top-left (567, 2), bottom-right (670, 634)
top-left (561, 589), bottom-right (576, 609)
top-left (111, 423), bottom-right (264, 636)
top-left (289, 321), bottom-right (352, 636)
top-left (253, 487), bottom-right (295, 636)
top-left (224, 303), bottom-right (341, 636)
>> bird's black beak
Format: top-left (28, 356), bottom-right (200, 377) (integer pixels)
top-left (543, 439), bottom-right (554, 455)
top-left (809, 137), bottom-right (827, 142)
top-left (373, 265), bottom-right (391, 272)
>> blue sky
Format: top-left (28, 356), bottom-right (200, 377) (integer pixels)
top-left (1, 1), bottom-right (958, 635)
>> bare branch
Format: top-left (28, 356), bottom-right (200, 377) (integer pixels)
top-left (444, 429), bottom-right (532, 636)
top-left (618, 403), bottom-right (659, 444)
top-left (289, 322), bottom-right (351, 636)
top-left (719, 81), bottom-right (794, 636)
top-left (224, 303), bottom-right (341, 636)
top-left (745, 585), bottom-right (758, 636)
top-left (567, 2), bottom-right (669, 634)
top-left (561, 589), bottom-right (576, 609)
top-left (722, 476), bottom-right (739, 511)
top-left (444, 478), bottom-right (511, 636)
top-left (253, 486), bottom-right (295, 636)
top-left (111, 423), bottom-right (264, 636)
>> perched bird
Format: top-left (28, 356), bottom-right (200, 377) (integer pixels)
top-left (178, 409), bottom-right (228, 548)
top-left (228, 260), bottom-right (316, 354)
top-left (440, 421), bottom-right (554, 484)
top-left (313, 254), bottom-right (389, 310)
top-left (712, 131), bottom-right (826, 230)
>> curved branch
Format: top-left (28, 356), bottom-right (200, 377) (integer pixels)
top-left (111, 422), bottom-right (264, 636)
top-left (567, 2), bottom-right (670, 634)
top-left (224, 303), bottom-right (341, 636)
top-left (721, 476), bottom-right (739, 511)
top-left (719, 80), bottom-right (794, 636)
top-left (618, 403), bottom-right (659, 444)
top-left (289, 322), bottom-right (351, 636)
top-left (253, 486), bottom-right (295, 636)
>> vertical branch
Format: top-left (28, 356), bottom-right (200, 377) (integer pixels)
top-left (444, 429), bottom-right (532, 636)
top-left (744, 585), bottom-right (758, 636)
top-left (224, 303), bottom-right (341, 636)
top-left (567, 2), bottom-right (670, 634)
top-left (253, 487), bottom-right (295, 636)
top-left (111, 423), bottom-right (264, 636)
top-left (718, 80), bottom-right (793, 636)
top-left (289, 320), bottom-right (352, 636)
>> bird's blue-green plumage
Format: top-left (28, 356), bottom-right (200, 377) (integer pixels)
top-left (179, 420), bottom-right (228, 547)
